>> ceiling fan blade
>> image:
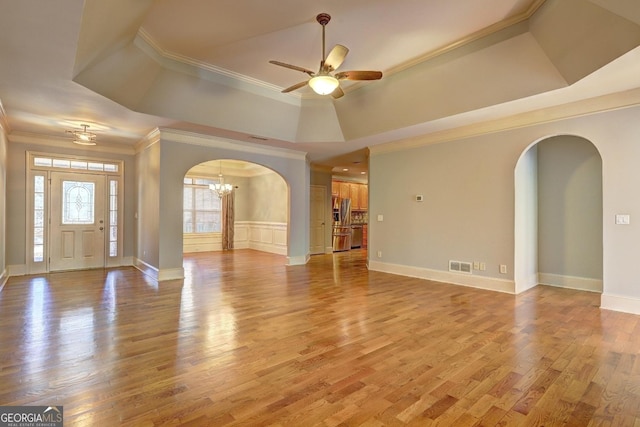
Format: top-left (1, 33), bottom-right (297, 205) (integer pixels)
top-left (282, 81), bottom-right (309, 93)
top-left (324, 44), bottom-right (349, 72)
top-left (269, 60), bottom-right (315, 76)
top-left (335, 70), bottom-right (383, 81)
top-left (330, 86), bottom-right (344, 99)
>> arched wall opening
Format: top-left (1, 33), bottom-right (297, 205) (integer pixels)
top-left (514, 134), bottom-right (603, 294)
top-left (182, 159), bottom-right (289, 256)
top-left (135, 130), bottom-right (310, 281)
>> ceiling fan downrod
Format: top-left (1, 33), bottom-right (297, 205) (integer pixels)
top-left (317, 13), bottom-right (331, 66)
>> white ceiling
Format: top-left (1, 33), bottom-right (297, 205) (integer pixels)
top-left (1, 0), bottom-right (640, 177)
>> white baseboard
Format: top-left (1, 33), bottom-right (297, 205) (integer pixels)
top-left (0, 268), bottom-right (7, 292)
top-left (601, 293), bottom-right (640, 315)
top-left (251, 241), bottom-right (287, 255)
top-left (325, 246), bottom-right (334, 254)
top-left (368, 260), bottom-right (515, 294)
top-left (133, 258), bottom-right (184, 282)
top-left (288, 253), bottom-right (310, 266)
top-left (7, 264), bottom-right (27, 277)
top-left (515, 272), bottom-right (539, 293)
top-left (158, 267), bottom-right (184, 281)
top-left (538, 273), bottom-right (602, 292)
top-left (134, 258), bottom-right (158, 281)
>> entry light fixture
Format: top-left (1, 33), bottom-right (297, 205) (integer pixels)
top-left (66, 124), bottom-right (97, 146)
top-left (209, 160), bottom-right (233, 198)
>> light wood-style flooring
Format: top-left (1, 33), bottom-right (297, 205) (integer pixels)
top-left (1, 249), bottom-right (640, 426)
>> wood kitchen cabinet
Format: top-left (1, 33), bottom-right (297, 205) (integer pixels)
top-left (349, 183), bottom-right (360, 210)
top-left (332, 180), bottom-right (368, 211)
top-left (331, 181), bottom-right (339, 197)
top-left (359, 185), bottom-right (368, 210)
top-left (339, 182), bottom-right (350, 200)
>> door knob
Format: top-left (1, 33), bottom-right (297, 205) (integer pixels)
top-left (99, 227), bottom-right (104, 231)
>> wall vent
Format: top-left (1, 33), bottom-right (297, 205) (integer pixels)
top-left (449, 260), bottom-right (472, 274)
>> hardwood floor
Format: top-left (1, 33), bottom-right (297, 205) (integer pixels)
top-left (1, 249), bottom-right (639, 426)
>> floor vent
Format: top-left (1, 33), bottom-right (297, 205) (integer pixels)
top-left (449, 260), bottom-right (472, 274)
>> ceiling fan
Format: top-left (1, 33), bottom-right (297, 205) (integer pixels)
top-left (269, 13), bottom-right (383, 99)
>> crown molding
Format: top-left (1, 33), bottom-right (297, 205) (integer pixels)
top-left (136, 2), bottom-right (547, 98)
top-left (9, 131), bottom-right (136, 155)
top-left (135, 30), bottom-right (302, 106)
top-left (370, 86), bottom-right (640, 156)
top-left (157, 128), bottom-right (308, 161)
top-left (384, 0), bottom-right (547, 78)
top-left (135, 127), bottom-right (161, 153)
top-left (0, 100), bottom-right (10, 134)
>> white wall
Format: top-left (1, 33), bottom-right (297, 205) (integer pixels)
top-left (135, 136), bottom-right (161, 273)
top-left (369, 103), bottom-right (640, 313)
top-left (247, 172), bottom-right (288, 223)
top-left (514, 144), bottom-right (538, 293)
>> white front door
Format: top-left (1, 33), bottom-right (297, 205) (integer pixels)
top-left (49, 172), bottom-right (106, 271)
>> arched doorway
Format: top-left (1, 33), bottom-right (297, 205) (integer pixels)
top-left (182, 159), bottom-right (289, 256)
top-left (515, 135), bottom-right (603, 294)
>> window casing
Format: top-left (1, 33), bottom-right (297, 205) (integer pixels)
top-left (183, 177), bottom-right (222, 234)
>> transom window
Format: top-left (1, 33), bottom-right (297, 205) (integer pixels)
top-left (33, 156), bottom-right (119, 172)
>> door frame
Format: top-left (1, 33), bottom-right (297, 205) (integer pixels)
top-left (26, 151), bottom-right (124, 274)
top-left (310, 184), bottom-right (327, 255)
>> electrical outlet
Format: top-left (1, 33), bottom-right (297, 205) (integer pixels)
top-left (377, 250), bottom-right (382, 258)
top-left (473, 261), bottom-right (480, 270)
top-left (480, 262), bottom-right (486, 271)
top-left (499, 264), bottom-right (507, 274)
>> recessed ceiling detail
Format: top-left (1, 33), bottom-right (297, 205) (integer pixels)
top-left (2, 0), bottom-right (640, 170)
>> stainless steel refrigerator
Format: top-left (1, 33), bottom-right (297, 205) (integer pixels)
top-left (332, 197), bottom-right (351, 251)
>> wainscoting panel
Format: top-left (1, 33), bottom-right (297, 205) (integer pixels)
top-left (184, 222), bottom-right (287, 256)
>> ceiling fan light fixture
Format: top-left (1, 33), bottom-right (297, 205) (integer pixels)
top-left (309, 75), bottom-right (339, 95)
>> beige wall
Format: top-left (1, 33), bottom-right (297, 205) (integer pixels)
top-left (0, 124), bottom-right (6, 283)
top-left (136, 139), bottom-right (161, 268)
top-left (6, 140), bottom-right (136, 269)
top-left (369, 103), bottom-right (640, 311)
top-left (537, 135), bottom-right (602, 280)
top-left (246, 172), bottom-right (287, 223)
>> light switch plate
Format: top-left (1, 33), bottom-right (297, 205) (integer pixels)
top-left (377, 214), bottom-right (383, 222)
top-left (615, 214), bottom-right (630, 225)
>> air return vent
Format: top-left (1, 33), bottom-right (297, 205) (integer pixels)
top-left (449, 260), bottom-right (472, 274)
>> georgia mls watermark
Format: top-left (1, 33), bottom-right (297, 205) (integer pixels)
top-left (0, 406), bottom-right (63, 427)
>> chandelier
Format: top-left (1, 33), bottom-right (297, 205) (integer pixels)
top-left (209, 160), bottom-right (233, 198)
top-left (66, 124), bottom-right (97, 146)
